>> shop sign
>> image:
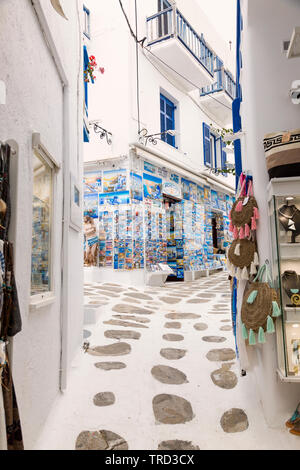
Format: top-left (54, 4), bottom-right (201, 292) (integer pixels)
top-left (162, 182), bottom-right (182, 200)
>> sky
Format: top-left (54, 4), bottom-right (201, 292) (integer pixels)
top-left (197, 0), bottom-right (237, 51)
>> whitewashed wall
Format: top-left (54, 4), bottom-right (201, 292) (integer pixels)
top-left (240, 0), bottom-right (300, 427)
top-left (83, 0), bottom-right (235, 191)
top-left (0, 0), bottom-right (83, 449)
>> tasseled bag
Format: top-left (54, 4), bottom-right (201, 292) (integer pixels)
top-left (227, 239), bottom-right (259, 280)
top-left (230, 179), bottom-right (259, 237)
top-left (241, 263), bottom-right (281, 345)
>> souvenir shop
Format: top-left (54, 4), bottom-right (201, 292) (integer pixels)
top-left (83, 152), bottom-right (234, 284)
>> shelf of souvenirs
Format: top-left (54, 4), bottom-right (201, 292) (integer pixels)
top-left (277, 368), bottom-right (300, 383)
top-left (282, 306), bottom-right (300, 322)
top-left (279, 242), bottom-right (300, 260)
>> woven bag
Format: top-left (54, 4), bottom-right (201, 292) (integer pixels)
top-left (241, 264), bottom-right (281, 345)
top-left (230, 179), bottom-right (259, 238)
top-left (227, 238), bottom-right (259, 280)
top-left (264, 129), bottom-right (300, 179)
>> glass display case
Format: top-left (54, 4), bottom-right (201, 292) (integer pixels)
top-left (268, 177), bottom-right (300, 382)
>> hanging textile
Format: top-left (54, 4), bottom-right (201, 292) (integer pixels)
top-left (0, 143), bottom-right (23, 451)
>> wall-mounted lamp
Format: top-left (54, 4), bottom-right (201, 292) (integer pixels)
top-left (92, 123), bottom-right (113, 145)
top-left (138, 128), bottom-right (177, 146)
top-left (290, 80), bottom-right (300, 104)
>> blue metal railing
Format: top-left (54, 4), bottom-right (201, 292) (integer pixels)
top-left (200, 68), bottom-right (236, 100)
top-left (147, 7), bottom-right (214, 76)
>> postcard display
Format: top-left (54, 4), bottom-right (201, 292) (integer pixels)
top-left (83, 161), bottom-right (233, 276)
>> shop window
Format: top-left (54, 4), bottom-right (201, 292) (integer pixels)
top-left (83, 6), bottom-right (91, 39)
top-left (160, 93), bottom-right (176, 147)
top-left (31, 152), bottom-right (53, 297)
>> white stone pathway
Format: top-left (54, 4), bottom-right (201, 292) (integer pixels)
top-left (34, 272), bottom-right (300, 450)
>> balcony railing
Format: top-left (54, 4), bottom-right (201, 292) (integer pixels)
top-left (200, 68), bottom-right (236, 100)
top-left (147, 6), bottom-right (215, 76)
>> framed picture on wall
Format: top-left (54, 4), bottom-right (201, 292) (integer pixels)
top-left (70, 173), bottom-right (82, 232)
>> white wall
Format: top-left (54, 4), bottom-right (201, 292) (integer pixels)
top-left (240, 0), bottom-right (300, 427)
top-left (84, 0), bottom-right (235, 191)
top-left (0, 0), bottom-right (83, 449)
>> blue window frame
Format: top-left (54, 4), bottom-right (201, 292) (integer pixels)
top-left (221, 141), bottom-right (228, 177)
top-left (203, 122), bottom-right (211, 167)
top-left (83, 45), bottom-right (89, 142)
top-left (160, 93), bottom-right (176, 147)
top-left (83, 5), bottom-right (91, 39)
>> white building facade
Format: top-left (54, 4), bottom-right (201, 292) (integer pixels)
top-left (0, 0), bottom-right (84, 449)
top-left (236, 0), bottom-right (300, 428)
top-left (83, 0), bottom-right (236, 285)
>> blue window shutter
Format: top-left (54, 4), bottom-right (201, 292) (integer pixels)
top-left (203, 123), bottom-right (211, 166)
top-left (221, 141), bottom-right (227, 177)
top-left (83, 46), bottom-right (89, 108)
top-left (160, 93), bottom-right (176, 147)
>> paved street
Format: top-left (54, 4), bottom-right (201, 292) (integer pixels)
top-left (34, 272), bottom-right (299, 450)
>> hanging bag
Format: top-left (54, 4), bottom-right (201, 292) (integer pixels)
top-left (230, 178), bottom-right (259, 238)
top-left (241, 263), bottom-right (281, 345)
top-left (227, 238), bottom-right (259, 280)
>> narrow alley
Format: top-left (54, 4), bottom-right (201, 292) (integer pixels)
top-left (35, 272), bottom-right (299, 450)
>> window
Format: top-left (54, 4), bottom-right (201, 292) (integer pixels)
top-left (160, 93), bottom-right (176, 147)
top-left (31, 152), bottom-right (53, 296)
top-left (210, 135), bottom-right (216, 168)
top-left (203, 123), bottom-right (227, 174)
top-left (203, 122), bottom-right (211, 167)
top-left (221, 141), bottom-right (228, 177)
top-left (83, 6), bottom-right (91, 39)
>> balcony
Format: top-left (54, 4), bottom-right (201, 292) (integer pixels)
top-left (146, 6), bottom-right (216, 91)
top-left (199, 69), bottom-right (236, 124)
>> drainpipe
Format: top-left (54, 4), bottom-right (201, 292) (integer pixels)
top-left (31, 0), bottom-right (72, 391)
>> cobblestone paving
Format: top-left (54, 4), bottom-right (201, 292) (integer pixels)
top-left (34, 272), bottom-right (300, 451)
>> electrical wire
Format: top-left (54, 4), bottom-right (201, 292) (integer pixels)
top-left (142, 48), bottom-right (226, 129)
top-left (118, 0), bottom-right (234, 112)
top-left (118, 0), bottom-right (146, 45)
top-left (144, 46), bottom-right (233, 112)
